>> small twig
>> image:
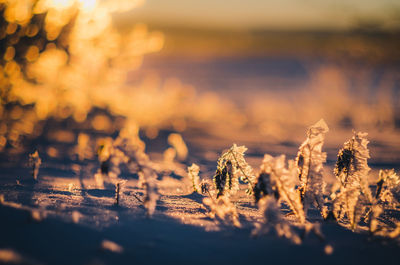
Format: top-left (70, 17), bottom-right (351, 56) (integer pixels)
top-left (131, 192), bottom-right (143, 203)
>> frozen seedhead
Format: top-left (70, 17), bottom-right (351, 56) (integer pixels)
top-left (213, 144), bottom-right (255, 198)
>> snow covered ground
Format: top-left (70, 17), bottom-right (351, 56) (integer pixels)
top-left (1, 121), bottom-right (400, 265)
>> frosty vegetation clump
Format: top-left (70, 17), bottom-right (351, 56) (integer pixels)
top-left (29, 150), bottom-right (41, 181)
top-left (213, 144), bottom-right (255, 198)
top-left (295, 119), bottom-right (328, 218)
top-left (254, 154), bottom-right (305, 223)
top-left (332, 131), bottom-right (372, 229)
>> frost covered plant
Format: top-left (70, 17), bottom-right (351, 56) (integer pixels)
top-left (375, 169), bottom-right (399, 208)
top-left (296, 119), bottom-right (329, 217)
top-left (203, 195), bottom-right (241, 227)
top-left (254, 154), bottom-right (305, 223)
top-left (188, 163), bottom-right (200, 193)
top-left (366, 169), bottom-right (400, 235)
top-left (252, 196), bottom-right (301, 244)
top-left (332, 131), bottom-right (373, 229)
top-left (213, 144), bottom-right (255, 198)
top-left (368, 199), bottom-right (400, 239)
top-left (29, 150), bottom-right (42, 181)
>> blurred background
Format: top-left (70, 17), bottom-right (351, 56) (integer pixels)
top-left (125, 0), bottom-right (400, 136)
top-left (1, 0), bottom-right (400, 171)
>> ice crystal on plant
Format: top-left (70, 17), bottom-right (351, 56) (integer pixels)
top-left (203, 195), bottom-right (241, 227)
top-left (252, 196), bottom-right (301, 244)
top-left (29, 150), bottom-right (41, 180)
top-left (332, 131), bottom-right (372, 229)
top-left (187, 163), bottom-right (200, 193)
top-left (213, 144), bottom-right (255, 198)
top-left (296, 119), bottom-right (329, 217)
top-left (254, 154), bottom-right (305, 223)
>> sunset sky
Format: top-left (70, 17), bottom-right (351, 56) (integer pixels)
top-left (126, 0), bottom-right (400, 30)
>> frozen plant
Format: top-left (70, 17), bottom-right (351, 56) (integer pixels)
top-left (213, 144), bottom-right (255, 198)
top-left (29, 150), bottom-right (42, 181)
top-left (332, 131), bottom-right (373, 230)
top-left (366, 169), bottom-right (399, 235)
top-left (252, 196), bottom-right (301, 244)
top-left (254, 154), bottom-right (305, 223)
top-left (375, 169), bottom-right (399, 208)
top-left (203, 195), bottom-right (241, 227)
top-left (296, 119), bottom-right (328, 218)
top-left (187, 163), bottom-right (200, 193)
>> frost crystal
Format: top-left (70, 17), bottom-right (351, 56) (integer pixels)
top-left (187, 163), bottom-right (200, 193)
top-left (332, 131), bottom-right (372, 229)
top-left (213, 144), bottom-right (255, 198)
top-left (29, 150), bottom-right (41, 181)
top-left (296, 119), bottom-right (329, 217)
top-left (252, 196), bottom-right (301, 244)
top-left (254, 154), bottom-right (305, 223)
